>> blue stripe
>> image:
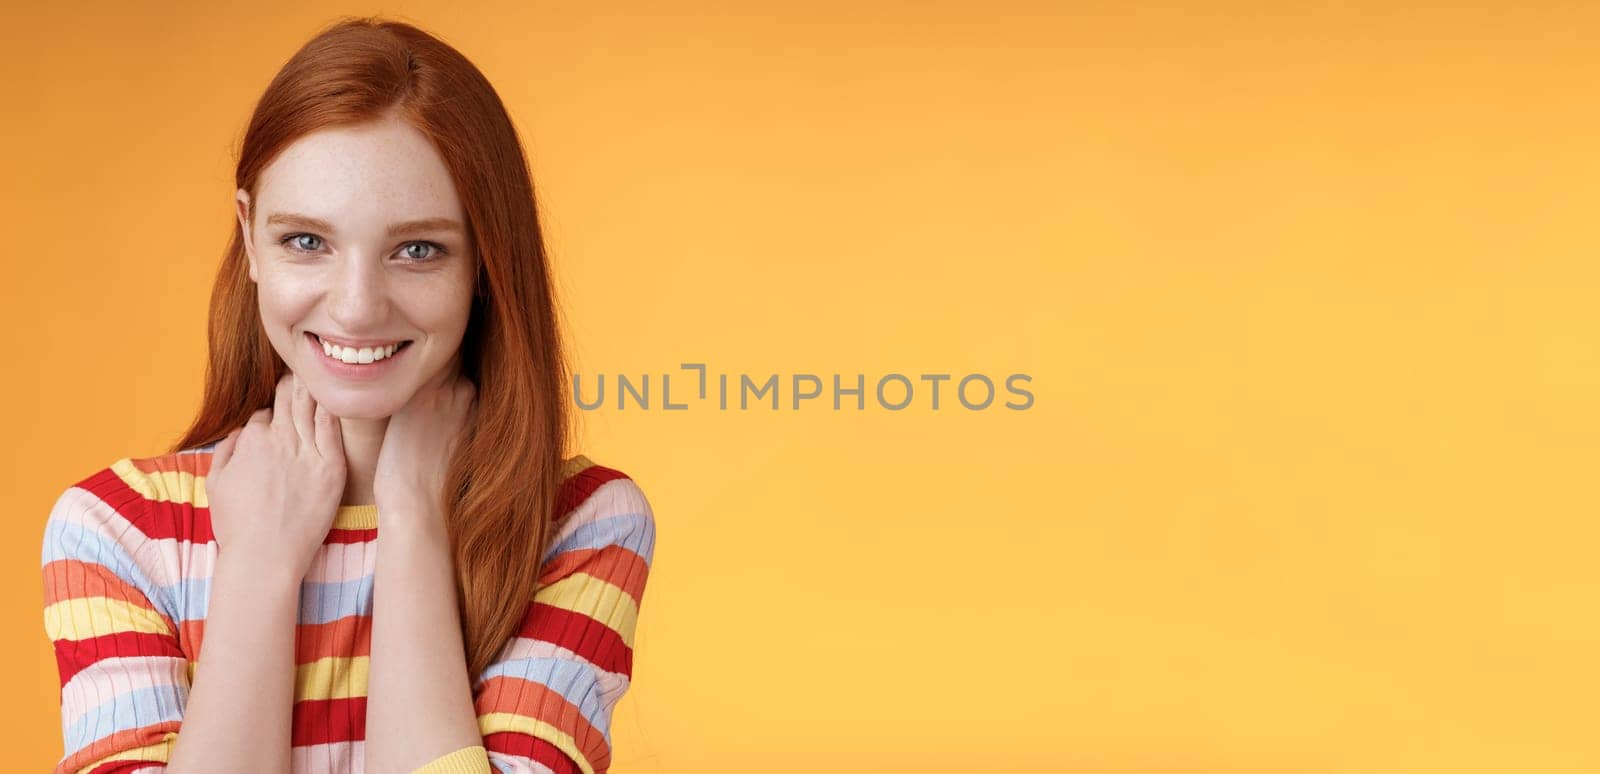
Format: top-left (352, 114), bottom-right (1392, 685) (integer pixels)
top-left (64, 680), bottom-right (187, 752)
top-left (167, 577), bottom-right (210, 624)
top-left (297, 575), bottom-right (376, 624)
top-left (478, 656), bottom-right (617, 742)
top-left (43, 517), bottom-right (169, 613)
top-left (542, 511), bottom-right (655, 566)
top-left (165, 574), bottom-right (379, 626)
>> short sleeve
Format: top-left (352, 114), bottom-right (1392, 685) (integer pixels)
top-left (41, 476), bottom-right (189, 774)
top-left (466, 470), bottom-right (657, 774)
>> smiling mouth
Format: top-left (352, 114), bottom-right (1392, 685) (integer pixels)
top-left (307, 332), bottom-right (414, 364)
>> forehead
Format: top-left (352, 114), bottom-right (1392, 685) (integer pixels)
top-left (254, 116), bottom-right (463, 225)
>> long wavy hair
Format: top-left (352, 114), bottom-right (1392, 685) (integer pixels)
top-left (170, 16), bottom-right (572, 680)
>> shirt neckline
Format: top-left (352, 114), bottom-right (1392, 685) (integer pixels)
top-left (327, 454), bottom-right (595, 531)
top-left (332, 503), bottom-right (378, 530)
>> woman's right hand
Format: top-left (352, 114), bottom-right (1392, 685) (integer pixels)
top-left (204, 371), bottom-right (347, 579)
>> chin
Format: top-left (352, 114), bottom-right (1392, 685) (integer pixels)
top-left (325, 402), bottom-right (397, 421)
top-left (304, 383), bottom-right (407, 420)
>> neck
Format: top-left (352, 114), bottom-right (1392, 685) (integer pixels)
top-left (337, 415), bottom-right (390, 507)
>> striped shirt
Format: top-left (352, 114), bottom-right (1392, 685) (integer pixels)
top-left (41, 445), bottom-right (656, 774)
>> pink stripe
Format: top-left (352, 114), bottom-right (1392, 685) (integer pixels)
top-left (53, 488), bottom-right (221, 597)
top-left (546, 477), bottom-right (647, 548)
top-left (301, 542), bottom-right (376, 584)
top-left (146, 528), bottom-right (379, 586)
top-left (60, 656), bottom-right (188, 731)
top-left (53, 485), bottom-right (381, 588)
top-left (487, 752), bottom-right (559, 774)
top-left (52, 488), bottom-right (171, 571)
top-left (483, 638), bottom-right (630, 704)
top-left (173, 536), bottom-right (215, 579)
top-left (289, 739), bottom-right (365, 774)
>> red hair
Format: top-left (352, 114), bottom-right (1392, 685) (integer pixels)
top-left (170, 16), bottom-right (572, 679)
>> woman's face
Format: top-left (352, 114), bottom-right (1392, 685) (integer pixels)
top-left (236, 114), bottom-right (476, 420)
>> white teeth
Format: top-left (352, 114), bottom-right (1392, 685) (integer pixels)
top-left (318, 336), bottom-right (403, 365)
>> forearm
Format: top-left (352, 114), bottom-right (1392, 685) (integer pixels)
top-left (365, 508), bottom-right (483, 773)
top-left (166, 556), bottom-right (302, 774)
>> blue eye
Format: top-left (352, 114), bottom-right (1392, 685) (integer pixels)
top-left (280, 233), bottom-right (323, 252)
top-left (277, 233), bottom-right (447, 262)
top-left (401, 242), bottom-right (447, 262)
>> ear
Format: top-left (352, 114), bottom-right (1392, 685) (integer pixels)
top-left (235, 188), bottom-right (258, 283)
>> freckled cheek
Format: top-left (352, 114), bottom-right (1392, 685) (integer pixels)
top-left (254, 280), bottom-right (323, 330)
top-left (255, 272), bottom-right (470, 334)
top-left (390, 280), bottom-right (473, 328)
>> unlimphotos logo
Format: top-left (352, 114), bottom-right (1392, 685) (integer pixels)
top-left (574, 363), bottom-right (1034, 411)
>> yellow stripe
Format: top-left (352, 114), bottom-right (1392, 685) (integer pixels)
top-left (294, 655), bottom-right (370, 701)
top-left (560, 454), bottom-right (594, 481)
top-left (45, 597), bottom-right (173, 640)
top-left (110, 457), bottom-right (208, 508)
top-left (533, 571), bottom-right (638, 649)
top-left (477, 713), bottom-right (594, 774)
top-left (72, 731), bottom-right (176, 774)
top-left (409, 744), bottom-right (493, 774)
top-left (114, 455), bottom-right (596, 511)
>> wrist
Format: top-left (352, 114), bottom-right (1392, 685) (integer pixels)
top-left (375, 493), bottom-right (448, 533)
top-left (213, 549), bottom-right (306, 591)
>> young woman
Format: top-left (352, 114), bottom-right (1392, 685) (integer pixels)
top-left (41, 17), bottom-right (656, 774)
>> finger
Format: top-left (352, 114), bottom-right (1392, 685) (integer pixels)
top-left (271, 371), bottom-right (293, 434)
top-left (291, 372), bottom-right (315, 442)
top-left (314, 400), bottom-right (344, 459)
top-left (238, 408), bottom-right (271, 457)
top-left (212, 427), bottom-right (241, 469)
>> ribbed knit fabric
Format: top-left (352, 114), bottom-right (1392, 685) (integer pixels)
top-left (41, 445), bottom-right (656, 774)
top-left (416, 744), bottom-right (493, 774)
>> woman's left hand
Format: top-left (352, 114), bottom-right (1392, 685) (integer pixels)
top-left (374, 369), bottom-right (477, 525)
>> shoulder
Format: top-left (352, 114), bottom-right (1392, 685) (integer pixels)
top-left (549, 454), bottom-right (657, 566)
top-left (42, 446), bottom-right (215, 556)
top-left (41, 446), bottom-right (215, 608)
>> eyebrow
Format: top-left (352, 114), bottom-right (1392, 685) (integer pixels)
top-left (263, 212), bottom-right (465, 238)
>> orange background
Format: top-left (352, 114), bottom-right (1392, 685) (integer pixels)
top-left (3, 2), bottom-right (1597, 772)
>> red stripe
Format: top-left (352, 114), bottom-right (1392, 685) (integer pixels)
top-left (292, 697), bottom-right (366, 746)
top-left (92, 453), bottom-right (380, 550)
top-left (53, 631), bottom-right (186, 687)
top-left (484, 731), bottom-right (582, 774)
top-left (177, 620), bottom-right (204, 662)
top-left (536, 543), bottom-right (651, 604)
top-left (518, 602), bottom-right (632, 676)
top-left (58, 722), bottom-right (180, 774)
top-left (73, 451), bottom-right (624, 545)
top-left (475, 675), bottom-right (610, 769)
top-left (82, 450), bottom-right (624, 540)
top-left (130, 451), bottom-right (211, 478)
top-left (554, 464), bottom-right (630, 520)
top-left (324, 527), bottom-right (377, 544)
top-left (42, 558), bottom-right (168, 612)
top-left (74, 463), bottom-right (211, 544)
top-left (295, 615), bottom-right (371, 662)
top-left (66, 466), bottom-right (160, 538)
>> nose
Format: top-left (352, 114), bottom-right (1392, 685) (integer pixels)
top-left (326, 253), bottom-right (391, 331)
